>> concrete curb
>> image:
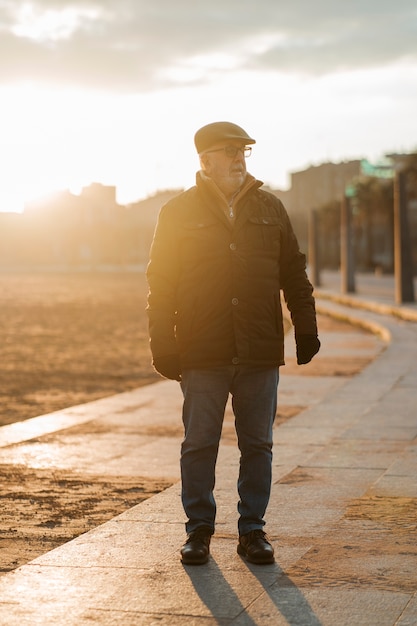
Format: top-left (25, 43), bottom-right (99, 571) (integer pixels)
top-left (315, 288), bottom-right (417, 323)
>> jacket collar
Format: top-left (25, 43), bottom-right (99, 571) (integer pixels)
top-left (196, 170), bottom-right (263, 228)
top-left (196, 170), bottom-right (259, 200)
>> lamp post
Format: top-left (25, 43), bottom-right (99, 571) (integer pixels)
top-left (341, 186), bottom-right (356, 293)
top-left (308, 208), bottom-right (321, 287)
top-left (394, 169), bottom-right (415, 303)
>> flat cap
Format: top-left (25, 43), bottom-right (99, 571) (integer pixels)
top-left (194, 121), bottom-right (256, 154)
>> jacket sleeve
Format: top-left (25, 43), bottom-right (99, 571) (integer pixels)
top-left (279, 203), bottom-right (318, 337)
top-left (146, 203), bottom-right (180, 359)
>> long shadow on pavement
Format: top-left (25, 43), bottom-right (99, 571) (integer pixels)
top-left (240, 558), bottom-right (323, 625)
top-left (183, 555), bottom-right (322, 625)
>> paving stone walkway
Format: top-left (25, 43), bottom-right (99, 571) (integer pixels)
top-left (0, 273), bottom-right (416, 625)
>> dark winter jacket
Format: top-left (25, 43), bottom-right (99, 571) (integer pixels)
top-left (146, 172), bottom-right (317, 369)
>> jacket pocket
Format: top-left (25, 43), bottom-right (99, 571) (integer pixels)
top-left (247, 216), bottom-right (281, 251)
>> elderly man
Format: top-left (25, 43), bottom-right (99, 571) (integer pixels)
top-left (146, 121), bottom-right (320, 565)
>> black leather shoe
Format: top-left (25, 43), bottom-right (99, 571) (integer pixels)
top-left (237, 529), bottom-right (275, 564)
top-left (180, 526), bottom-right (212, 565)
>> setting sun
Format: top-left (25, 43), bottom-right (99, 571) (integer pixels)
top-left (0, 83), bottom-right (198, 213)
top-left (1, 85), bottom-right (90, 211)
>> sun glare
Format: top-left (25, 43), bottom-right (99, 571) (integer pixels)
top-left (0, 85), bottom-right (100, 212)
top-left (1, 60), bottom-right (416, 214)
top-left (0, 83), bottom-right (196, 213)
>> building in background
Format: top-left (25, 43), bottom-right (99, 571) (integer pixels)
top-left (271, 160), bottom-right (363, 251)
top-left (0, 155), bottom-right (415, 272)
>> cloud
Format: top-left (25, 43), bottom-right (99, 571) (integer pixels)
top-left (0, 0), bottom-right (416, 91)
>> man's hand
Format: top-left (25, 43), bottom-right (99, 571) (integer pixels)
top-left (295, 335), bottom-right (321, 365)
top-left (153, 354), bottom-right (182, 381)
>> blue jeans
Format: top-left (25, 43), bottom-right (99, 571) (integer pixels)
top-left (180, 365), bottom-right (279, 536)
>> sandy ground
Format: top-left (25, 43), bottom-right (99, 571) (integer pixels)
top-left (0, 271), bottom-right (160, 426)
top-left (0, 271), bottom-right (376, 574)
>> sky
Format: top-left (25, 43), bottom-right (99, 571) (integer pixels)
top-left (1, 0), bottom-right (417, 212)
